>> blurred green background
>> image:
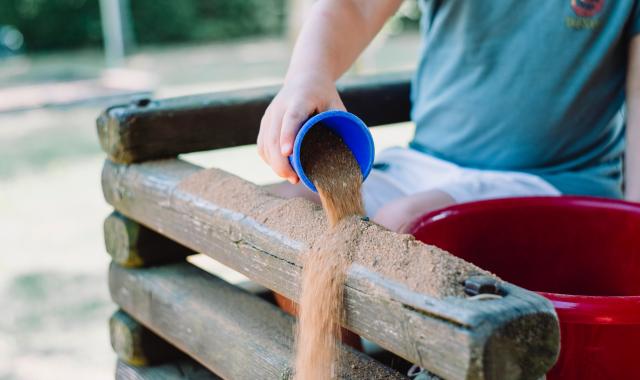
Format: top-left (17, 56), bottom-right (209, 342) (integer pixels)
top-left (0, 0), bottom-right (420, 53)
top-left (0, 0), bottom-right (285, 51)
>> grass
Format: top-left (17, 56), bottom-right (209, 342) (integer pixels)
top-left (0, 109), bottom-right (101, 179)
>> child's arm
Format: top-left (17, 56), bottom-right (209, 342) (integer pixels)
top-left (626, 35), bottom-right (640, 202)
top-left (257, 0), bottom-right (403, 183)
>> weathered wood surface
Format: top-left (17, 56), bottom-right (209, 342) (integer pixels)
top-left (116, 360), bottom-right (221, 380)
top-left (110, 262), bottom-right (408, 380)
top-left (104, 211), bottom-right (195, 267)
top-left (102, 159), bottom-right (560, 380)
top-left (97, 72), bottom-right (411, 163)
top-left (110, 310), bottom-right (182, 366)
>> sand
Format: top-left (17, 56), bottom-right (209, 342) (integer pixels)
top-left (176, 131), bottom-right (495, 378)
top-left (294, 125), bottom-right (364, 380)
top-left (300, 124), bottom-right (364, 227)
top-left (178, 166), bottom-right (492, 301)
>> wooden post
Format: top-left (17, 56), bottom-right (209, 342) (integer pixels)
top-left (109, 310), bottom-right (182, 366)
top-left (116, 360), bottom-right (221, 380)
top-left (110, 262), bottom-right (407, 379)
top-left (104, 211), bottom-right (194, 267)
top-left (96, 73), bottom-right (412, 163)
top-left (102, 159), bottom-right (560, 379)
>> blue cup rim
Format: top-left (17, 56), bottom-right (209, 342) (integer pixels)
top-left (291, 110), bottom-right (374, 192)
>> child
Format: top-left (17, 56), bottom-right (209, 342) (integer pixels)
top-left (258, 0), bottom-right (640, 232)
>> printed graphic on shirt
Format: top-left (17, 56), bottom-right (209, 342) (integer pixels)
top-left (571, 0), bottom-right (604, 17)
top-left (566, 0), bottom-right (605, 30)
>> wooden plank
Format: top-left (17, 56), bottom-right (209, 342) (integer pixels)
top-left (104, 211), bottom-right (195, 267)
top-left (102, 159), bottom-right (560, 380)
top-left (116, 360), bottom-right (221, 380)
top-left (110, 310), bottom-right (182, 366)
top-left (110, 262), bottom-right (408, 380)
top-left (96, 72), bottom-right (412, 163)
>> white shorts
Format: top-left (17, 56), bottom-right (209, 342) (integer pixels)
top-left (362, 147), bottom-right (560, 216)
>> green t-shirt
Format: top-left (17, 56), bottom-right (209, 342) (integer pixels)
top-left (410, 0), bottom-right (640, 198)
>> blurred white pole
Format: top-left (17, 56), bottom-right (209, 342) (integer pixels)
top-left (99, 0), bottom-right (129, 67)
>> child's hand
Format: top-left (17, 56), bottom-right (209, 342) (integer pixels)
top-left (256, 0), bottom-right (401, 183)
top-left (257, 75), bottom-right (345, 184)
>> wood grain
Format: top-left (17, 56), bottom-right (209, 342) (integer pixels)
top-left (110, 262), bottom-right (408, 380)
top-left (96, 72), bottom-right (411, 163)
top-left (116, 360), bottom-right (221, 380)
top-left (110, 310), bottom-right (182, 366)
top-left (102, 159), bottom-right (560, 380)
top-left (104, 211), bottom-right (195, 267)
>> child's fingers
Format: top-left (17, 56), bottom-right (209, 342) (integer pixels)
top-left (271, 146), bottom-right (298, 183)
top-left (257, 112), bottom-right (268, 161)
top-left (267, 112), bottom-right (298, 182)
top-left (280, 107), bottom-right (310, 156)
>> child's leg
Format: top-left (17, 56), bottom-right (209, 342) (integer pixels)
top-left (372, 190), bottom-right (455, 233)
top-left (360, 147), bottom-right (461, 219)
top-left (361, 147), bottom-right (563, 233)
top-left (370, 164), bottom-right (562, 233)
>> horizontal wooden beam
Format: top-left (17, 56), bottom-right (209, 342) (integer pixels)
top-left (110, 310), bottom-right (182, 366)
top-left (104, 211), bottom-right (195, 267)
top-left (116, 360), bottom-right (221, 380)
top-left (102, 159), bottom-right (560, 380)
top-left (110, 262), bottom-right (407, 379)
top-left (97, 72), bottom-right (412, 163)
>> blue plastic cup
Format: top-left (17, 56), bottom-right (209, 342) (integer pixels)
top-left (289, 110), bottom-right (375, 193)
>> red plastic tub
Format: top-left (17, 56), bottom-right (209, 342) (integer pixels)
top-left (408, 196), bottom-right (640, 380)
